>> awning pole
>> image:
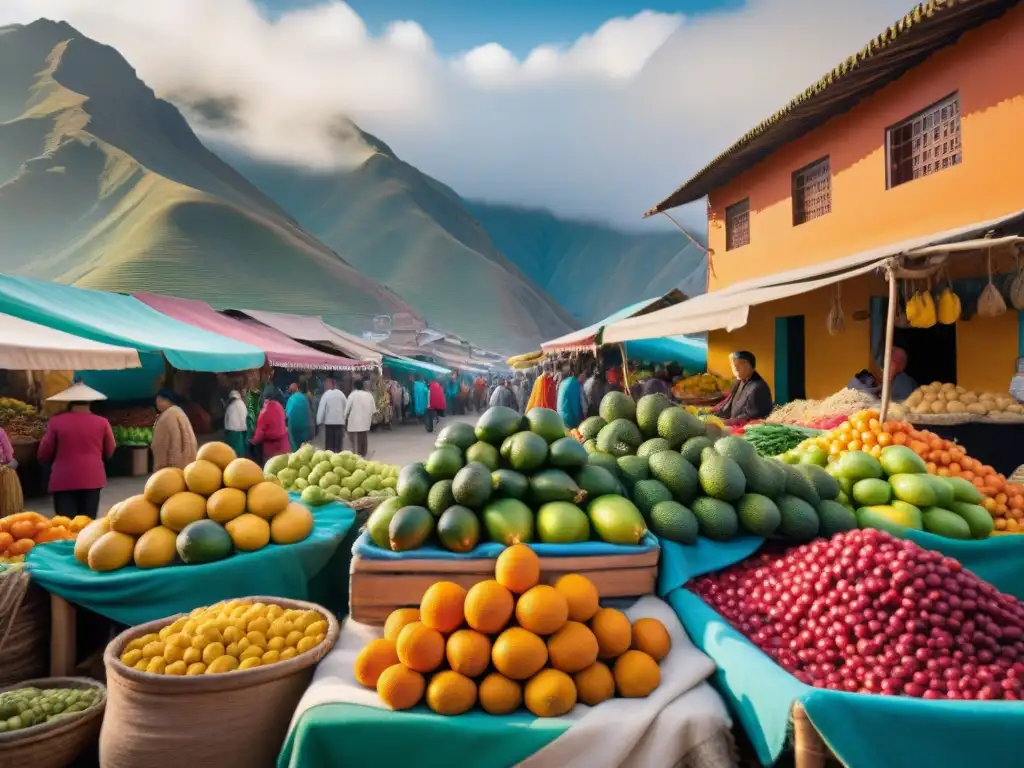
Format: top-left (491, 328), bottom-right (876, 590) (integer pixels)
top-left (880, 266), bottom-right (897, 422)
top-left (619, 343), bottom-right (632, 397)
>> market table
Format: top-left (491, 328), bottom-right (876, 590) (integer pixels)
top-left (278, 596), bottom-right (736, 768)
top-left (657, 533), bottom-right (1024, 767)
top-left (910, 420), bottom-right (1024, 477)
top-left (24, 497), bottom-right (356, 674)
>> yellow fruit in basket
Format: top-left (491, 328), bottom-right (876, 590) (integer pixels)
top-left (133, 525), bottom-right (177, 569)
top-left (120, 649), bottom-right (143, 667)
top-left (354, 638), bottom-right (400, 688)
top-left (420, 581), bottom-right (467, 633)
top-left (280, 647), bottom-right (298, 661)
top-left (590, 608), bottom-right (632, 659)
top-left (87, 531), bottom-right (136, 572)
top-left (270, 502), bottom-right (315, 544)
top-left (183, 647), bottom-right (201, 664)
top-left (165, 661), bottom-right (187, 675)
top-left (464, 580), bottom-right (514, 634)
top-left (377, 664), bottom-right (425, 710)
top-left (446, 629), bottom-right (492, 678)
top-left (144, 467), bottom-right (187, 505)
top-left (492, 627), bottom-right (547, 680)
top-left (613, 650), bottom-right (660, 698)
top-left (547, 621), bottom-right (599, 673)
top-left (109, 495), bottom-right (159, 535)
top-left (207, 655), bottom-right (239, 674)
top-left (426, 670), bottom-right (478, 716)
top-left (163, 644), bottom-right (185, 664)
top-left (74, 516), bottom-right (110, 564)
top-left (262, 650), bottom-right (280, 665)
top-left (573, 662), bottom-right (615, 705)
top-left (515, 585), bottom-right (568, 636)
top-left (159, 492), bottom-right (207, 532)
top-left (202, 642), bottom-right (226, 665)
top-left (478, 673), bottom-right (522, 715)
top-left (553, 574), bottom-right (599, 622)
top-left (146, 657), bottom-right (167, 674)
top-left (196, 441), bottom-right (237, 470)
top-left (225, 513), bottom-right (271, 552)
top-left (240, 645), bottom-right (263, 661)
top-left (184, 460), bottom-right (223, 495)
top-left (207, 488), bottom-right (247, 524)
top-left (186, 662), bottom-right (207, 675)
top-left (296, 636), bottom-right (320, 654)
top-left (397, 622), bottom-right (445, 673)
top-left (495, 543), bottom-right (539, 594)
top-left (631, 618), bottom-right (671, 662)
top-left (223, 458), bottom-right (265, 491)
top-left (383, 608), bottom-right (420, 642)
top-left (524, 669), bottom-right (577, 717)
top-left (246, 481), bottom-right (290, 519)
top-left (238, 657), bottom-right (262, 670)
top-left (285, 630), bottom-right (303, 647)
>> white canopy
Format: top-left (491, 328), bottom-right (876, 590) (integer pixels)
top-left (603, 209), bottom-right (1024, 343)
top-left (0, 312), bottom-right (141, 370)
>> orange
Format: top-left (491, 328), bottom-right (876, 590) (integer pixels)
top-left (383, 608), bottom-right (421, 642)
top-left (464, 580), bottom-right (514, 634)
top-left (478, 673), bottom-right (523, 715)
top-left (495, 543), bottom-right (540, 594)
top-left (590, 608), bottom-right (632, 659)
top-left (613, 650), bottom-right (661, 698)
top-left (426, 670), bottom-right (478, 716)
top-left (631, 618), bottom-right (671, 662)
top-left (573, 662), bottom-right (615, 706)
top-left (515, 585), bottom-right (568, 636)
top-left (420, 581), bottom-right (467, 634)
top-left (547, 621), bottom-right (599, 674)
top-left (377, 663), bottom-right (425, 710)
top-left (553, 573), bottom-right (599, 622)
top-left (491, 627), bottom-right (548, 680)
top-left (353, 638), bottom-right (400, 688)
top-left (446, 629), bottom-right (492, 678)
top-left (524, 669), bottom-right (577, 718)
top-left (396, 622), bottom-right (445, 673)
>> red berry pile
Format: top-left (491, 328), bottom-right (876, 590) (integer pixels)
top-left (690, 529), bottom-right (1024, 700)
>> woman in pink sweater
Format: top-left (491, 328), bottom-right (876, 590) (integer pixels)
top-left (252, 398), bottom-right (290, 462)
top-left (37, 383), bottom-right (115, 519)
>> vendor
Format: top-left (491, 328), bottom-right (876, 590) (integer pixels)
top-left (151, 389), bottom-right (198, 471)
top-left (847, 347), bottom-right (917, 403)
top-left (714, 351), bottom-right (773, 425)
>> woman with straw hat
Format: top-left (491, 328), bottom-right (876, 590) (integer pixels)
top-left (37, 382), bottom-right (116, 520)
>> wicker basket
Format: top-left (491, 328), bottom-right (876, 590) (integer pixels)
top-left (908, 413), bottom-right (978, 426)
top-left (347, 495), bottom-right (385, 527)
top-left (0, 569), bottom-right (50, 687)
top-left (0, 677), bottom-right (107, 768)
top-left (99, 595), bottom-right (339, 768)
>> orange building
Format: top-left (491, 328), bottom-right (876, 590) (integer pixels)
top-left (642, 0), bottom-right (1024, 401)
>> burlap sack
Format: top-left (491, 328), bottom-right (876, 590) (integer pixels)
top-left (0, 569), bottom-right (50, 687)
top-left (99, 596), bottom-right (339, 768)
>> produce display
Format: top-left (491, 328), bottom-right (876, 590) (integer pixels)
top-left (365, 403), bottom-right (650, 553)
top-left (264, 446), bottom-right (399, 505)
top-left (765, 389), bottom-right (881, 426)
top-left (691, 529), bottom-right (1024, 699)
top-left (0, 397), bottom-right (46, 440)
top-left (671, 373), bottom-right (731, 401)
top-left (0, 511), bottom-right (90, 562)
top-left (354, 544), bottom-right (670, 715)
top-left (117, 599), bottom-right (330, 675)
top-left (112, 426), bottom-right (154, 447)
top-left (891, 382), bottom-right (1024, 420)
top-left (99, 405), bottom-right (157, 428)
top-left (507, 351), bottom-right (544, 370)
top-left (0, 685), bottom-right (103, 732)
top-left (741, 424), bottom-right (822, 458)
top-left (76, 441), bottom-right (314, 572)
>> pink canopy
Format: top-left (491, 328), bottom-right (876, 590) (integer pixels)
top-left (136, 293), bottom-right (369, 371)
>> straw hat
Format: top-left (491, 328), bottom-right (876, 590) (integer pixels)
top-left (46, 382), bottom-right (108, 403)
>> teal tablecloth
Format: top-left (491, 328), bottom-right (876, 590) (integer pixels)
top-left (277, 703), bottom-right (568, 768)
top-left (26, 500), bottom-right (356, 626)
top-left (354, 530), bottom-right (659, 561)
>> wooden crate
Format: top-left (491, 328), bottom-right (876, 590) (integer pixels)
top-left (350, 545), bottom-right (660, 625)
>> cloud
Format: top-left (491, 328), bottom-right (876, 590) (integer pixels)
top-left (1, 0), bottom-right (913, 229)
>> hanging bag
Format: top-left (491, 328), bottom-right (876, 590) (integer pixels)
top-left (827, 283), bottom-right (845, 336)
top-left (978, 246), bottom-right (1008, 318)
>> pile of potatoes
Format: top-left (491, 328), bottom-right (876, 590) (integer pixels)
top-left (899, 382), bottom-right (1023, 418)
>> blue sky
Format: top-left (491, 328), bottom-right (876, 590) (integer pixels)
top-left (260, 0), bottom-right (740, 56)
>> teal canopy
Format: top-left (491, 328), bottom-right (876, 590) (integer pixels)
top-left (0, 276), bottom-right (265, 372)
top-left (383, 355), bottom-right (450, 377)
top-left (626, 336), bottom-right (706, 370)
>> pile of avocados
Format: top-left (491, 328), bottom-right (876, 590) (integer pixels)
top-left (365, 404), bottom-right (650, 553)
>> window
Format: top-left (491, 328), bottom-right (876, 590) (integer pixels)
top-left (792, 156), bottom-right (831, 225)
top-left (725, 198), bottom-right (750, 250)
top-left (887, 93), bottom-right (961, 188)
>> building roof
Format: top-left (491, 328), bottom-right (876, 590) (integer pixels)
top-left (645, 0), bottom-right (1018, 216)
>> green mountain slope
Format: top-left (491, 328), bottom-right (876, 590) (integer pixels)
top-left (0, 20), bottom-right (421, 338)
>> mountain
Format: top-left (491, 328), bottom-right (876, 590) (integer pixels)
top-left (464, 202), bottom-right (708, 325)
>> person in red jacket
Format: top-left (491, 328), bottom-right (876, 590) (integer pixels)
top-left (426, 378), bottom-right (447, 433)
top-left (37, 383), bottom-right (116, 519)
top-left (251, 398), bottom-right (290, 462)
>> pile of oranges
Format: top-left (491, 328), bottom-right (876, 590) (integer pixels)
top-left (353, 544), bottom-right (671, 717)
top-left (0, 511), bottom-right (90, 561)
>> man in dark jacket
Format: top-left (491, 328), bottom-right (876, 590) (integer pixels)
top-left (714, 351), bottom-right (773, 425)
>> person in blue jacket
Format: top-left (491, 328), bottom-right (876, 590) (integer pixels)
top-left (556, 362), bottom-right (585, 429)
top-left (285, 381), bottom-right (313, 450)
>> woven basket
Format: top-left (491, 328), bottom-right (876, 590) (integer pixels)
top-left (348, 496), bottom-right (385, 527)
top-left (908, 413), bottom-right (978, 426)
top-left (0, 467), bottom-right (23, 517)
top-left (0, 677), bottom-right (107, 768)
top-left (99, 595), bottom-right (339, 768)
top-left (978, 413), bottom-right (1024, 425)
top-left (0, 569), bottom-right (50, 687)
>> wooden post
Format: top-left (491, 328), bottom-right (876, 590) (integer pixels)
top-left (50, 594), bottom-right (77, 676)
top-left (880, 267), bottom-right (898, 422)
top-left (792, 702), bottom-right (829, 768)
top-left (619, 343), bottom-right (632, 397)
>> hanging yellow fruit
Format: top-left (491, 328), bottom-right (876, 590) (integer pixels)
top-left (937, 287), bottom-right (961, 324)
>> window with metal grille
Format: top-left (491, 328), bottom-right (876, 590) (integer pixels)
top-left (887, 93), bottom-right (962, 189)
top-left (726, 198), bottom-right (750, 250)
top-left (792, 156), bottom-right (831, 225)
